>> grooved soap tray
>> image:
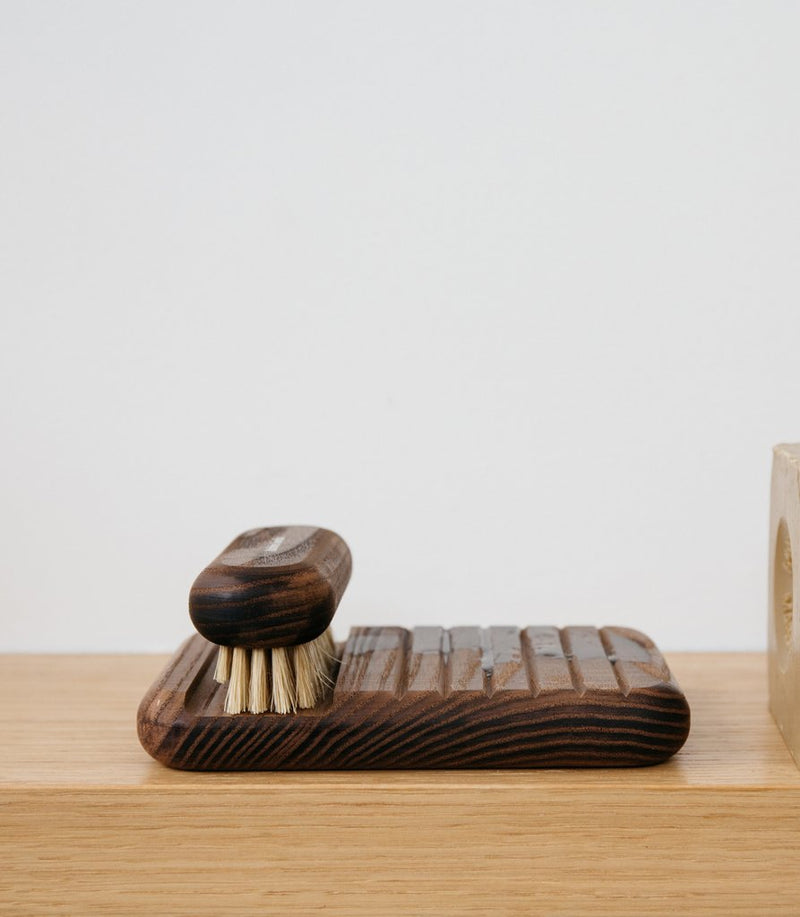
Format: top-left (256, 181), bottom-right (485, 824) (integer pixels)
top-left (138, 624), bottom-right (690, 770)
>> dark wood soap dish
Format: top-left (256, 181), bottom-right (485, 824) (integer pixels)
top-left (137, 624), bottom-right (690, 770)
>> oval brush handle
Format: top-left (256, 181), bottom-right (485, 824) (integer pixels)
top-left (189, 526), bottom-right (351, 648)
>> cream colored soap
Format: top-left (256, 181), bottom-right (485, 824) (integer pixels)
top-left (769, 444), bottom-right (800, 769)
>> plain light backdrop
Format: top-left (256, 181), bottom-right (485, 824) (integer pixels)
top-left (2, 2), bottom-right (799, 652)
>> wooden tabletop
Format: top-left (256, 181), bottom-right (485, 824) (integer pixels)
top-left (3, 651), bottom-right (800, 915)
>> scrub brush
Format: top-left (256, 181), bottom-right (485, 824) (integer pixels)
top-left (189, 526), bottom-right (351, 714)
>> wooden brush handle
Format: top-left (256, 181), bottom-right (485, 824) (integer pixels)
top-left (189, 526), bottom-right (351, 648)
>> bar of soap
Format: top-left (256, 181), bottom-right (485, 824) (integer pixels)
top-left (769, 445), bottom-right (800, 769)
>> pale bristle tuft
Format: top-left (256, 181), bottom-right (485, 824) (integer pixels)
top-left (320, 627), bottom-right (336, 658)
top-left (294, 642), bottom-right (318, 709)
top-left (225, 647), bottom-right (250, 714)
top-left (217, 630), bottom-right (338, 715)
top-left (248, 648), bottom-right (270, 713)
top-left (271, 646), bottom-right (297, 714)
top-left (214, 644), bottom-right (232, 684)
top-left (294, 629), bottom-right (337, 709)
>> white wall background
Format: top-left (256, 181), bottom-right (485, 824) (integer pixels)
top-left (1, 2), bottom-right (798, 653)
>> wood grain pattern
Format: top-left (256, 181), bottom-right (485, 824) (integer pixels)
top-left (188, 526), bottom-right (352, 647)
top-left (3, 653), bottom-right (800, 915)
top-left (137, 625), bottom-right (690, 769)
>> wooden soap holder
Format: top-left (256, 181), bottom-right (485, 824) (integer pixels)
top-left (138, 623), bottom-right (690, 770)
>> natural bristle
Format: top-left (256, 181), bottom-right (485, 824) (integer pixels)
top-left (271, 646), bottom-right (297, 714)
top-left (225, 646), bottom-right (250, 714)
top-left (319, 628), bottom-right (336, 659)
top-left (214, 644), bottom-right (232, 683)
top-left (248, 648), bottom-right (270, 713)
top-left (295, 642), bottom-right (319, 708)
top-left (214, 628), bottom-right (337, 715)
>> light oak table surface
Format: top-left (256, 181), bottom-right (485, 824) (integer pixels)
top-left (2, 651), bottom-right (799, 915)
